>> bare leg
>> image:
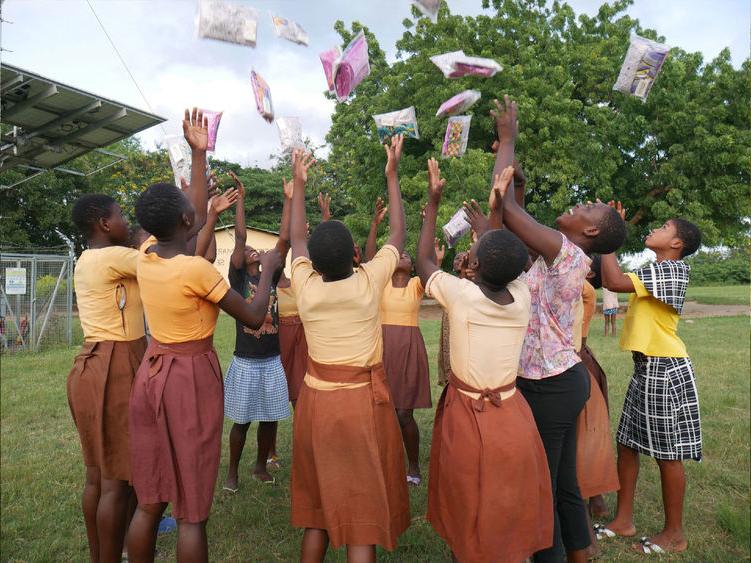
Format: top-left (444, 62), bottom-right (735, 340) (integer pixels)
top-left (603, 315), bottom-right (609, 337)
top-left (300, 528), bottom-right (329, 563)
top-left (225, 422), bottom-right (250, 490)
top-left (176, 520), bottom-right (209, 563)
top-left (589, 494), bottom-right (608, 519)
top-left (566, 547), bottom-right (588, 562)
top-left (346, 545), bottom-right (376, 563)
top-left (396, 409), bottom-right (421, 478)
top-left (605, 444), bottom-right (638, 536)
top-left (126, 502), bottom-right (167, 563)
top-left (254, 421), bottom-right (277, 482)
top-left (638, 460), bottom-right (687, 551)
top-left (610, 316), bottom-right (617, 337)
top-left (583, 507), bottom-right (600, 560)
top-left (82, 466), bottom-right (101, 563)
top-left (97, 478), bottom-right (132, 563)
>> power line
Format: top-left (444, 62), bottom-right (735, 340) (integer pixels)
top-left (84, 0), bottom-right (167, 136)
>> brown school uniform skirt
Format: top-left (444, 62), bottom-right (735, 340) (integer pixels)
top-left (580, 343), bottom-right (609, 410)
top-left (291, 360), bottom-right (410, 550)
top-left (129, 336), bottom-right (223, 523)
top-left (382, 324), bottom-right (432, 409)
top-left (67, 337), bottom-right (147, 481)
top-left (428, 381), bottom-right (554, 563)
top-left (279, 315), bottom-right (308, 402)
top-left (576, 345), bottom-right (619, 498)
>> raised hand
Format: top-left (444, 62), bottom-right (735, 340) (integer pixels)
top-left (292, 149), bottom-right (316, 185)
top-left (210, 187), bottom-right (239, 214)
top-left (318, 192), bottom-right (331, 221)
top-left (372, 197), bottom-right (388, 225)
top-left (489, 94), bottom-right (518, 144)
top-left (179, 177), bottom-right (190, 193)
top-left (183, 107), bottom-right (209, 152)
top-left (427, 157), bottom-right (446, 202)
top-left (384, 133), bottom-right (404, 176)
top-left (228, 171), bottom-right (246, 198)
top-left (607, 200), bottom-right (627, 221)
top-left (434, 238), bottom-right (446, 263)
top-left (282, 178), bottom-right (293, 200)
top-left (489, 165), bottom-right (514, 213)
top-left (207, 173), bottom-right (220, 199)
top-left (463, 199), bottom-right (490, 238)
top-left (259, 248), bottom-right (282, 274)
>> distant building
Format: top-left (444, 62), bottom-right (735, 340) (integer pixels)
top-left (213, 225), bottom-right (292, 281)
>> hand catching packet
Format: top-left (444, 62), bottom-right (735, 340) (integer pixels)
top-left (277, 117), bottom-right (304, 153)
top-left (372, 106), bottom-right (420, 143)
top-left (613, 34), bottom-right (669, 101)
top-left (441, 115), bottom-right (471, 158)
top-left (197, 0), bottom-right (258, 48)
top-left (250, 70), bottom-right (274, 122)
top-left (436, 90), bottom-right (481, 118)
top-left (270, 14), bottom-right (309, 46)
top-left (442, 208), bottom-right (471, 248)
top-left (165, 135), bottom-right (192, 187)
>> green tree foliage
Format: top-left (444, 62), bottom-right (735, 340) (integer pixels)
top-left (324, 0), bottom-right (750, 254)
top-left (685, 245), bottom-right (751, 286)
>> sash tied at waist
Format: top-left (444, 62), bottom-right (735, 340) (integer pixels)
top-left (279, 315), bottom-right (303, 326)
top-left (448, 370), bottom-right (516, 412)
top-left (307, 358), bottom-right (392, 405)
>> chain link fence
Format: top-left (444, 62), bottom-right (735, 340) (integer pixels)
top-left (0, 252), bottom-right (74, 352)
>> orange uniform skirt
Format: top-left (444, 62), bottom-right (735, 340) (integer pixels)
top-left (576, 345), bottom-right (619, 498)
top-left (279, 315), bottom-right (308, 402)
top-left (129, 336), bottom-right (223, 523)
top-left (382, 324), bottom-right (431, 409)
top-left (428, 380), bottom-right (554, 563)
top-left (67, 337), bottom-right (147, 481)
top-left (291, 360), bottom-right (410, 550)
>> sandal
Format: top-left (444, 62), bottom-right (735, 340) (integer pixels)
top-left (406, 475), bottom-right (422, 487)
top-left (592, 523), bottom-right (617, 541)
top-left (267, 455), bottom-right (281, 470)
top-left (633, 537), bottom-right (665, 555)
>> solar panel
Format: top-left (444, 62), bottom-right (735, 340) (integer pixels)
top-left (0, 63), bottom-right (166, 173)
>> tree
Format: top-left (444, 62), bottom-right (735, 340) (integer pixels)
top-left (325, 0), bottom-right (751, 254)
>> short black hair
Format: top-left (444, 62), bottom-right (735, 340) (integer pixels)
top-left (135, 183), bottom-right (189, 240)
top-left (71, 194), bottom-right (117, 238)
top-left (588, 254), bottom-right (603, 289)
top-left (476, 230), bottom-right (529, 288)
top-left (308, 220), bottom-right (355, 276)
top-left (672, 218), bottom-right (702, 258)
top-left (590, 207), bottom-right (627, 254)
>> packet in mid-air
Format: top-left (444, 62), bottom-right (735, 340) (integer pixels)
top-left (196, 0), bottom-right (258, 48)
top-left (613, 34), bottom-right (669, 101)
top-left (372, 106), bottom-right (420, 143)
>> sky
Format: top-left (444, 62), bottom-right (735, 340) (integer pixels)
top-left (2, 0), bottom-right (749, 169)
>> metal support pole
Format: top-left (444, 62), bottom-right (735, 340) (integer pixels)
top-left (29, 256), bottom-right (36, 351)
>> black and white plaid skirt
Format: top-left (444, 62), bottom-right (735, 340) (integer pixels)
top-left (617, 353), bottom-right (702, 461)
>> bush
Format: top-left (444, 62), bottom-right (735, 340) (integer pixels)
top-left (686, 245), bottom-right (750, 286)
top-left (35, 274), bottom-right (68, 304)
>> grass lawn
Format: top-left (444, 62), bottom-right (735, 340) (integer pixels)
top-left (2, 314), bottom-right (749, 561)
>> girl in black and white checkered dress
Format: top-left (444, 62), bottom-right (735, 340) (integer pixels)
top-left (599, 216), bottom-right (703, 556)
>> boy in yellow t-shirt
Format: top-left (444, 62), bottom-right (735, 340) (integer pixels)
top-left (599, 213), bottom-right (702, 556)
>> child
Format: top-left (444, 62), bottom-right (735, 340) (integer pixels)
top-left (493, 95), bottom-right (627, 562)
top-left (599, 215), bottom-right (703, 555)
top-left (365, 200), bottom-right (433, 486)
top-left (602, 287), bottom-right (619, 336)
top-left (67, 193), bottom-right (147, 563)
top-left (126, 108), bottom-right (282, 563)
top-left (419, 157), bottom-right (553, 562)
top-left (288, 138), bottom-right (410, 561)
top-left (223, 172), bottom-right (291, 489)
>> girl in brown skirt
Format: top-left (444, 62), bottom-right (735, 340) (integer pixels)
top-left (277, 283), bottom-right (308, 406)
top-left (68, 193), bottom-right (148, 563)
top-left (288, 142), bottom-right (410, 562)
top-left (126, 109), bottom-right (282, 563)
top-left (417, 159), bottom-right (553, 562)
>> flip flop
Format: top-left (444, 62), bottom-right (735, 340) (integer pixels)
top-left (252, 474), bottom-right (276, 485)
top-left (406, 475), bottom-right (422, 487)
top-left (592, 523), bottom-right (617, 541)
top-left (222, 485), bottom-right (239, 493)
top-left (267, 456), bottom-right (281, 470)
top-left (632, 537), bottom-right (666, 555)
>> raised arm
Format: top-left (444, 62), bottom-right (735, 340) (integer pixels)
top-left (494, 95), bottom-right (562, 265)
top-left (228, 171), bottom-right (247, 270)
top-left (276, 178), bottom-right (293, 261)
top-left (318, 192), bottom-right (331, 222)
top-left (488, 166), bottom-right (513, 230)
top-left (383, 134), bottom-right (406, 252)
top-left (218, 249), bottom-right (282, 329)
top-left (183, 108), bottom-right (209, 241)
top-left (290, 149), bottom-right (316, 260)
top-left (600, 253), bottom-right (635, 293)
top-left (365, 197), bottom-right (387, 262)
top-left (196, 187), bottom-right (238, 259)
top-left (512, 158), bottom-right (526, 209)
top-left (417, 158), bottom-right (446, 286)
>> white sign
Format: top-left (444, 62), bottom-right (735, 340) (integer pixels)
top-left (5, 268), bottom-right (26, 295)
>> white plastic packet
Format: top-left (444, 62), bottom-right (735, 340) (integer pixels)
top-left (430, 50), bottom-right (502, 79)
top-left (442, 208), bottom-right (471, 248)
top-left (412, 0), bottom-right (439, 21)
top-left (277, 117), bottom-right (304, 153)
top-left (436, 90), bottom-right (481, 118)
top-left (165, 135), bottom-right (192, 187)
top-left (372, 106), bottom-right (420, 143)
top-left (613, 34), bottom-right (669, 101)
top-left (251, 70), bottom-right (274, 122)
top-left (270, 14), bottom-right (309, 46)
top-left (196, 0), bottom-right (258, 48)
top-left (442, 115), bottom-right (471, 158)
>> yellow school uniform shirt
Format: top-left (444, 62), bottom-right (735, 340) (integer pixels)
top-left (74, 246), bottom-right (145, 342)
top-left (277, 285), bottom-right (298, 318)
top-left (426, 271), bottom-right (531, 401)
top-left (379, 277), bottom-right (423, 327)
top-left (620, 274), bottom-right (687, 358)
top-left (137, 243), bottom-right (230, 344)
top-left (291, 244), bottom-right (399, 390)
top-left (581, 281), bottom-right (596, 339)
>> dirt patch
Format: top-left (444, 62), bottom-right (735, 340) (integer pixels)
top-left (419, 299), bottom-right (749, 321)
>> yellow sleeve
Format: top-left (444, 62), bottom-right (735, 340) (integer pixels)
top-left (184, 257), bottom-right (230, 303)
top-left (139, 235), bottom-right (157, 253)
top-left (581, 282), bottom-right (596, 338)
top-left (425, 270), bottom-right (464, 309)
top-left (626, 273), bottom-right (650, 297)
top-left (108, 247), bottom-right (139, 279)
top-left (409, 276), bottom-right (424, 300)
top-left (360, 245), bottom-right (399, 291)
top-left (290, 256), bottom-right (316, 294)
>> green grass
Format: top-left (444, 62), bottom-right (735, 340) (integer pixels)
top-left (2, 315), bottom-right (749, 561)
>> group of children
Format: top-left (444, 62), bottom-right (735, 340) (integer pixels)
top-left (66, 97), bottom-right (703, 563)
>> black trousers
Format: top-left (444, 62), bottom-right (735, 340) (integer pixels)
top-left (518, 362), bottom-right (591, 562)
